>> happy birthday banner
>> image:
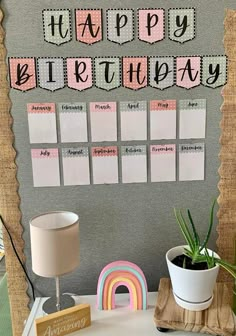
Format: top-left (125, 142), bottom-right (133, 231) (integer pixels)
top-left (42, 8), bottom-right (196, 46)
top-left (8, 55), bottom-right (227, 92)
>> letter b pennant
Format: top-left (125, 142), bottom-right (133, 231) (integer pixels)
top-left (9, 58), bottom-right (37, 92)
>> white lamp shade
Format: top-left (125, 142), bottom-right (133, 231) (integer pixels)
top-left (30, 211), bottom-right (79, 278)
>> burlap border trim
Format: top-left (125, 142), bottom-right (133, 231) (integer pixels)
top-left (0, 8), bottom-right (30, 336)
top-left (217, 9), bottom-right (236, 282)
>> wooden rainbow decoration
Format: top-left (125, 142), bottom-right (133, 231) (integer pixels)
top-left (96, 261), bottom-right (148, 310)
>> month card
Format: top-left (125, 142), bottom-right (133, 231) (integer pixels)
top-left (150, 145), bottom-right (176, 182)
top-left (121, 145), bottom-right (147, 183)
top-left (90, 102), bottom-right (117, 142)
top-left (27, 103), bottom-right (57, 143)
top-left (31, 149), bottom-right (60, 187)
top-left (150, 100), bottom-right (176, 140)
top-left (120, 101), bottom-right (147, 141)
top-left (59, 103), bottom-right (88, 143)
top-left (62, 147), bottom-right (90, 186)
top-left (179, 99), bottom-right (206, 139)
top-left (92, 147), bottom-right (119, 184)
top-left (179, 143), bottom-right (205, 181)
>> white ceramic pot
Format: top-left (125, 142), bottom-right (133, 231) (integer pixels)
top-left (166, 246), bottom-right (220, 311)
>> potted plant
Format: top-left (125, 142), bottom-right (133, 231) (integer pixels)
top-left (166, 199), bottom-right (236, 311)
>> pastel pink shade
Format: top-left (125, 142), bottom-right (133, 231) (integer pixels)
top-left (67, 58), bottom-right (93, 91)
top-left (9, 58), bottom-right (36, 91)
top-left (139, 9), bottom-right (164, 44)
top-left (176, 57), bottom-right (201, 89)
top-left (123, 57), bottom-right (148, 90)
top-left (76, 10), bottom-right (102, 44)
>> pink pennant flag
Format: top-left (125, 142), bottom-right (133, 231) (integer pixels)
top-left (75, 9), bottom-right (103, 45)
top-left (122, 57), bottom-right (148, 90)
top-left (176, 56), bottom-right (201, 89)
top-left (67, 58), bottom-right (93, 91)
top-left (138, 9), bottom-right (164, 44)
top-left (9, 58), bottom-right (37, 92)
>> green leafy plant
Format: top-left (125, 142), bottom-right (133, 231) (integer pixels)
top-left (174, 199), bottom-right (236, 278)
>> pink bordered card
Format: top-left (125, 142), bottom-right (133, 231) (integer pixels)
top-left (150, 100), bottom-right (176, 140)
top-left (150, 145), bottom-right (176, 182)
top-left (90, 102), bottom-right (117, 142)
top-left (27, 103), bottom-right (57, 144)
top-left (31, 149), bottom-right (60, 187)
top-left (92, 147), bottom-right (118, 185)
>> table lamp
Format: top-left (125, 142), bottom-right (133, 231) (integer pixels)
top-left (30, 211), bottom-right (79, 314)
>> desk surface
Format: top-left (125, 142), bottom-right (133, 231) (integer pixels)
top-left (23, 292), bottom-right (205, 336)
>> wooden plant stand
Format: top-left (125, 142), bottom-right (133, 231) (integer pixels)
top-left (154, 278), bottom-right (235, 336)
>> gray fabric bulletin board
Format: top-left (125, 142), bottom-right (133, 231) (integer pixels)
top-left (2, 0), bottom-right (236, 303)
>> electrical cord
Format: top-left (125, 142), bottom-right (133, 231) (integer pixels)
top-left (0, 215), bottom-right (35, 301)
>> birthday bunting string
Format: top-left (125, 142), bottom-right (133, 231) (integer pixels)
top-left (9, 56), bottom-right (227, 92)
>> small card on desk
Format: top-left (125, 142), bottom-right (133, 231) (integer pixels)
top-left (35, 304), bottom-right (91, 336)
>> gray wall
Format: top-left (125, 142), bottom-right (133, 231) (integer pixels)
top-left (2, 0), bottom-right (236, 303)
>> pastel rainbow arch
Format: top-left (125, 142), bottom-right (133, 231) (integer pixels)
top-left (97, 261), bottom-right (148, 310)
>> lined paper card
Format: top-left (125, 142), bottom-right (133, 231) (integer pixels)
top-left (179, 143), bottom-right (205, 181)
top-left (62, 147), bottom-right (90, 186)
top-left (31, 149), bottom-right (60, 187)
top-left (179, 99), bottom-right (206, 139)
top-left (150, 100), bottom-right (176, 140)
top-left (90, 102), bottom-right (117, 142)
top-left (150, 145), bottom-right (176, 182)
top-left (59, 103), bottom-right (88, 143)
top-left (120, 101), bottom-right (147, 141)
top-left (92, 147), bottom-right (118, 184)
top-left (121, 145), bottom-right (147, 184)
top-left (27, 103), bottom-right (57, 143)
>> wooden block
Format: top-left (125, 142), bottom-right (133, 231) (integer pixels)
top-left (35, 304), bottom-right (91, 336)
top-left (154, 278), bottom-right (235, 336)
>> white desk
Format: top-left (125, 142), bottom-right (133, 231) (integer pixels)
top-left (23, 292), bottom-right (205, 336)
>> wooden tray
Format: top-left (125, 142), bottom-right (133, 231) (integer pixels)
top-left (154, 278), bottom-right (235, 336)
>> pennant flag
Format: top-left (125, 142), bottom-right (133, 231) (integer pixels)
top-left (43, 9), bottom-right (72, 46)
top-left (67, 58), bottom-right (93, 91)
top-left (122, 57), bottom-right (148, 90)
top-left (168, 8), bottom-right (195, 44)
top-left (149, 57), bottom-right (175, 90)
top-left (138, 9), bottom-right (164, 44)
top-left (37, 58), bottom-right (65, 91)
top-left (107, 9), bottom-right (134, 45)
top-left (9, 58), bottom-right (37, 92)
top-left (201, 56), bottom-right (227, 88)
top-left (94, 57), bottom-right (121, 91)
top-left (176, 56), bottom-right (201, 89)
top-left (75, 9), bottom-right (103, 45)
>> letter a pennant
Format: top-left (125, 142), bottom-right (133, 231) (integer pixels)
top-left (169, 8), bottom-right (195, 44)
top-left (122, 57), bottom-right (148, 90)
top-left (107, 9), bottom-right (134, 45)
top-left (94, 57), bottom-right (121, 91)
top-left (201, 56), bottom-right (227, 88)
top-left (9, 58), bottom-right (37, 92)
top-left (37, 58), bottom-right (65, 92)
top-left (176, 56), bottom-right (201, 89)
top-left (43, 9), bottom-right (72, 46)
top-left (75, 9), bottom-right (103, 45)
